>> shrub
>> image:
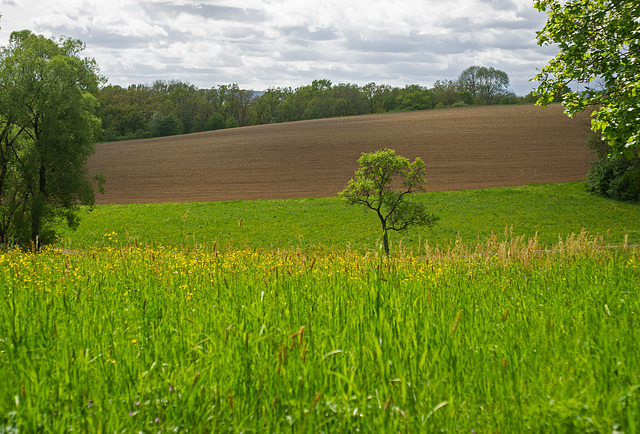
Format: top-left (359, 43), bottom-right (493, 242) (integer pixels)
top-left (205, 112), bottom-right (226, 131)
top-left (150, 113), bottom-right (182, 137)
top-left (610, 164), bottom-right (640, 201)
top-left (585, 133), bottom-right (640, 202)
top-left (225, 117), bottom-right (240, 129)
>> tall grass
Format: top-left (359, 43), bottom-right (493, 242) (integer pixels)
top-left (1, 233), bottom-right (638, 431)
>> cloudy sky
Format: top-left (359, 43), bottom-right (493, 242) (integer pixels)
top-left (0, 0), bottom-right (557, 95)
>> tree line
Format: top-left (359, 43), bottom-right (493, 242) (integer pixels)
top-left (98, 66), bottom-right (528, 142)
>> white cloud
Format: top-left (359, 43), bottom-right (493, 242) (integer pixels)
top-left (0, 0), bottom-right (555, 94)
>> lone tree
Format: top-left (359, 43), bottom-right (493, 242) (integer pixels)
top-left (339, 148), bottom-right (439, 255)
top-left (0, 31), bottom-right (104, 248)
top-left (457, 66), bottom-right (510, 105)
top-left (533, 0), bottom-right (639, 159)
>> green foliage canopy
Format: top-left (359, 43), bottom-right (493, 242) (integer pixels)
top-left (458, 66), bottom-right (511, 105)
top-left (533, 0), bottom-right (640, 158)
top-left (339, 148), bottom-right (439, 255)
top-left (0, 31), bottom-right (103, 247)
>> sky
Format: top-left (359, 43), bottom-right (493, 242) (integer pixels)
top-left (0, 0), bottom-right (558, 96)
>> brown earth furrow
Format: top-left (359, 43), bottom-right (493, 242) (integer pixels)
top-left (88, 104), bottom-right (594, 204)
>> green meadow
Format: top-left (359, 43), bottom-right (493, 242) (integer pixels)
top-left (58, 182), bottom-right (639, 252)
top-left (1, 182), bottom-right (639, 432)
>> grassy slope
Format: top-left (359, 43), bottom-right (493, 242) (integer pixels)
top-left (57, 182), bottom-right (640, 253)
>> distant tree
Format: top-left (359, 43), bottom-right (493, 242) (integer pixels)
top-left (457, 66), bottom-right (481, 102)
top-left (302, 80), bottom-right (332, 120)
top-left (168, 81), bottom-right (200, 133)
top-left (522, 92), bottom-right (538, 104)
top-left (361, 82), bottom-right (392, 113)
top-left (200, 87), bottom-right (222, 118)
top-left (305, 92), bottom-right (332, 119)
top-left (225, 117), bottom-right (240, 129)
top-left (150, 80), bottom-right (175, 116)
top-left (288, 85), bottom-right (314, 121)
top-left (0, 31), bottom-right (104, 247)
top-left (432, 79), bottom-right (461, 107)
top-left (331, 83), bottom-right (369, 117)
top-left (459, 90), bottom-right (474, 106)
top-left (205, 112), bottom-right (226, 131)
top-left (221, 84), bottom-right (255, 126)
top-left (273, 94), bottom-right (295, 123)
top-left (312, 79), bottom-right (333, 92)
top-left (499, 92), bottom-right (519, 105)
top-left (533, 0), bottom-right (639, 160)
top-left (396, 85), bottom-right (433, 111)
top-left (255, 87), bottom-right (285, 124)
top-left (382, 88), bottom-right (401, 112)
top-left (150, 112), bottom-right (182, 137)
top-left (339, 148), bottom-right (439, 256)
top-left (98, 84), bottom-right (152, 140)
top-left (458, 66), bottom-right (510, 105)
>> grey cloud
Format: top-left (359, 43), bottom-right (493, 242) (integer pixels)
top-left (108, 60), bottom-right (224, 87)
top-left (343, 32), bottom-right (486, 58)
top-left (85, 29), bottom-right (160, 49)
top-left (343, 32), bottom-right (424, 54)
top-left (278, 48), bottom-right (332, 62)
top-left (144, 3), bottom-right (265, 22)
top-left (221, 24), bottom-right (267, 41)
top-left (477, 0), bottom-right (519, 10)
top-left (37, 23), bottom-right (171, 53)
top-left (280, 26), bottom-right (341, 43)
top-left (31, 17), bottom-right (83, 38)
top-left (442, 14), bottom-right (539, 34)
top-left (342, 17), bottom-right (542, 59)
top-left (383, 61), bottom-right (442, 80)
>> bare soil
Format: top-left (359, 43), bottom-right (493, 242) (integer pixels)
top-left (88, 104), bottom-right (595, 204)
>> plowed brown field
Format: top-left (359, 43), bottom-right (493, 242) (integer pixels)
top-left (88, 104), bottom-right (594, 204)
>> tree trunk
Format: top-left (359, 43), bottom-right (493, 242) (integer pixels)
top-left (31, 164), bottom-right (46, 250)
top-left (377, 211), bottom-right (390, 256)
top-left (382, 230), bottom-right (390, 256)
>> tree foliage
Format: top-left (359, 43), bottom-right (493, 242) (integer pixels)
top-left (458, 66), bottom-right (511, 105)
top-left (585, 131), bottom-right (640, 201)
top-left (0, 31), bottom-right (103, 247)
top-left (96, 66), bottom-right (518, 142)
top-left (339, 149), bottom-right (439, 255)
top-left (533, 0), bottom-right (640, 159)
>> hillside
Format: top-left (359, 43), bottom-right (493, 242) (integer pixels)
top-left (88, 104), bottom-right (594, 204)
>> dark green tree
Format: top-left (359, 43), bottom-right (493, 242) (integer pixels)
top-left (331, 83), bottom-right (369, 117)
top-left (255, 87), bottom-right (286, 124)
top-left (205, 112), bottom-right (227, 131)
top-left (339, 148), bottom-right (439, 255)
top-left (168, 81), bottom-right (201, 133)
top-left (0, 31), bottom-right (103, 247)
top-left (97, 84), bottom-right (152, 140)
top-left (432, 80), bottom-right (462, 107)
top-left (395, 85), bottom-right (433, 111)
top-left (149, 112), bottom-right (182, 137)
top-left (219, 84), bottom-right (255, 127)
top-left (361, 82), bottom-right (392, 113)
